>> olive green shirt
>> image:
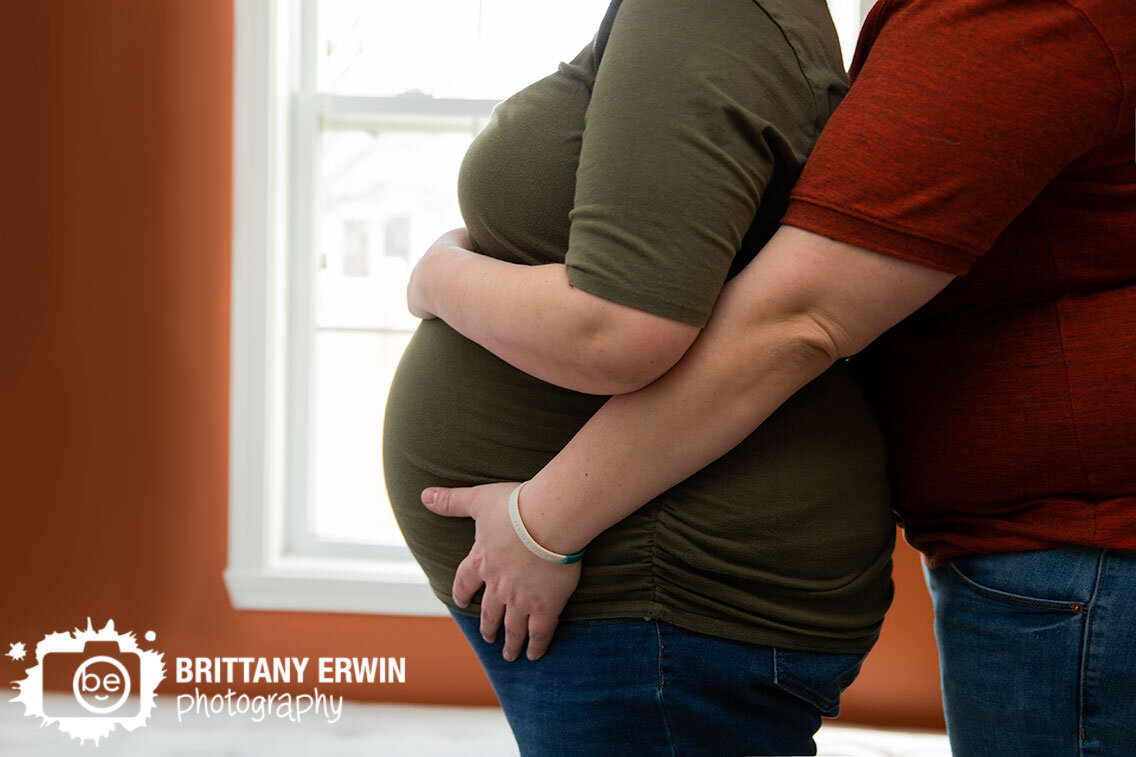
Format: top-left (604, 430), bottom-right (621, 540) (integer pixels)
top-left (384, 0), bottom-right (894, 653)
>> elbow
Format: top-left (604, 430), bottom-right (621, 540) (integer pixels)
top-left (764, 313), bottom-right (846, 385)
top-left (574, 306), bottom-right (700, 394)
top-left (587, 351), bottom-right (681, 396)
top-left (789, 311), bottom-right (846, 364)
top-left (714, 311), bottom-right (843, 403)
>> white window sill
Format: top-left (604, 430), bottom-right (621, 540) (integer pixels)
top-left (224, 558), bottom-right (448, 616)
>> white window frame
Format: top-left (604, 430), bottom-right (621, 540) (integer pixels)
top-left (283, 100), bottom-right (492, 569)
top-left (226, 0), bottom-right (878, 616)
top-left (226, 0), bottom-right (495, 615)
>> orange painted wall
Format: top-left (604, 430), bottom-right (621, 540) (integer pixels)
top-left (0, 0), bottom-right (943, 730)
top-left (841, 538), bottom-right (945, 728)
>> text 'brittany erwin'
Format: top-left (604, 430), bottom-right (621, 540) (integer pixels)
top-left (174, 656), bottom-right (407, 684)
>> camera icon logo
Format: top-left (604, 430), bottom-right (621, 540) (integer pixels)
top-left (10, 619), bottom-right (165, 745)
top-left (42, 640), bottom-right (141, 717)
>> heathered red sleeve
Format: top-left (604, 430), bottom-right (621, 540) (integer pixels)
top-left (782, 0), bottom-right (1126, 275)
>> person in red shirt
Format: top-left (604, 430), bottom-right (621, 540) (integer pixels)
top-left (412, 0), bottom-right (1135, 752)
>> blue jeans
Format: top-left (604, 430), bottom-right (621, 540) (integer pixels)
top-left (450, 611), bottom-right (865, 756)
top-left (925, 547), bottom-right (1136, 757)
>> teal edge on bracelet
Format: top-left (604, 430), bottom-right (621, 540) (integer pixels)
top-left (563, 548), bottom-right (587, 564)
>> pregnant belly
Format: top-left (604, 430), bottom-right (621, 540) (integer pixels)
top-left (383, 318), bottom-right (894, 625)
top-left (382, 319), bottom-right (607, 591)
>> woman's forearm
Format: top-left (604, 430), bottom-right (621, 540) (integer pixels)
top-left (416, 241), bottom-right (697, 395)
top-left (515, 226), bottom-right (956, 553)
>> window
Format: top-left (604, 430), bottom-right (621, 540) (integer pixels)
top-left (227, 0), bottom-right (875, 615)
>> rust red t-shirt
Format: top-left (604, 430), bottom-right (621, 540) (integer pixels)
top-left (782, 0), bottom-right (1136, 566)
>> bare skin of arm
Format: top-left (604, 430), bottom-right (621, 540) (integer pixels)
top-left (421, 225), bottom-right (955, 661)
top-left (408, 228), bottom-right (699, 395)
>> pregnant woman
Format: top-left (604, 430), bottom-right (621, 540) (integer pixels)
top-left (384, 1), bottom-right (890, 754)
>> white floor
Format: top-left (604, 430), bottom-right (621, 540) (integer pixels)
top-left (1, 695), bottom-right (950, 756)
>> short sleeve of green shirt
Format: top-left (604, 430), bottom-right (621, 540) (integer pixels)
top-left (565, 0), bottom-right (832, 327)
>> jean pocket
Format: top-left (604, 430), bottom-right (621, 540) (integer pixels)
top-left (946, 550), bottom-right (1093, 613)
top-left (772, 648), bottom-right (866, 718)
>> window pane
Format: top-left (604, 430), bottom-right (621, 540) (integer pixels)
top-left (315, 126), bottom-right (471, 331)
top-left (317, 0), bottom-right (612, 100)
top-left (310, 331), bottom-right (412, 545)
